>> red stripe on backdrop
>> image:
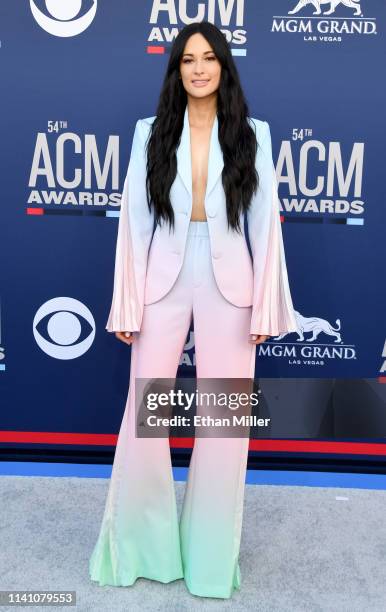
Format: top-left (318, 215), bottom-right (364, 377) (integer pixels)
top-left (0, 431), bottom-right (386, 455)
top-left (26, 208), bottom-right (44, 215)
top-left (147, 46), bottom-right (165, 54)
top-left (0, 431), bottom-right (117, 446)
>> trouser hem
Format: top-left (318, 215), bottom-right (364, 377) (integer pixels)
top-left (89, 568), bottom-right (184, 588)
top-left (183, 578), bottom-right (239, 600)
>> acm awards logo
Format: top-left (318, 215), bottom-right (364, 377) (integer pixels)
top-left (179, 311), bottom-right (357, 368)
top-left (272, 0), bottom-right (377, 43)
top-left (277, 130), bottom-right (365, 221)
top-left (148, 0), bottom-right (246, 50)
top-left (28, 122), bottom-right (121, 209)
top-left (30, 0), bottom-right (97, 37)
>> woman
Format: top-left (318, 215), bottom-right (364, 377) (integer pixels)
top-left (89, 21), bottom-right (297, 599)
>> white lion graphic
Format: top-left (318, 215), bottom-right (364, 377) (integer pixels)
top-left (274, 310), bottom-right (342, 343)
top-left (288, 0), bottom-right (362, 16)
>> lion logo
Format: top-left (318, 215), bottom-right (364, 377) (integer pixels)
top-left (288, 0), bottom-right (362, 16)
top-left (274, 310), bottom-right (342, 343)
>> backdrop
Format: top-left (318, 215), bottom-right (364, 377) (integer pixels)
top-left (1, 1), bottom-right (385, 462)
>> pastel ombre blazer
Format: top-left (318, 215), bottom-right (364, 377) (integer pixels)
top-left (105, 106), bottom-right (297, 337)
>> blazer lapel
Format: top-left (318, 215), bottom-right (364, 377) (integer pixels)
top-left (176, 105), bottom-right (224, 207)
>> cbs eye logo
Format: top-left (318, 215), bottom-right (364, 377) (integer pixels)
top-left (30, 0), bottom-right (97, 37)
top-left (33, 297), bottom-right (95, 359)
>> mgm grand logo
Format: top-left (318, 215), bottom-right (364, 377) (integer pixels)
top-left (259, 310), bottom-right (357, 367)
top-left (179, 310), bottom-right (357, 368)
top-left (272, 1), bottom-right (377, 40)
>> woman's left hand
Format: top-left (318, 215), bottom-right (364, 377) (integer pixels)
top-left (249, 334), bottom-right (270, 345)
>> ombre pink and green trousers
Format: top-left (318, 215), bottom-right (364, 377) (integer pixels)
top-left (89, 221), bottom-right (256, 599)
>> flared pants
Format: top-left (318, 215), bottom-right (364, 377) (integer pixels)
top-left (89, 220), bottom-right (256, 599)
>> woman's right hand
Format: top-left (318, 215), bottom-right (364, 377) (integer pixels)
top-left (115, 331), bottom-right (136, 345)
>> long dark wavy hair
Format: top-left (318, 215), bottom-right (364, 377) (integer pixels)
top-left (145, 21), bottom-right (260, 234)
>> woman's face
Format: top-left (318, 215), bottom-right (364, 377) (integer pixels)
top-left (179, 33), bottom-right (221, 100)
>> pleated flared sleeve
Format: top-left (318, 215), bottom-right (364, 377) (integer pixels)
top-left (105, 119), bottom-right (155, 333)
top-left (247, 120), bottom-right (298, 337)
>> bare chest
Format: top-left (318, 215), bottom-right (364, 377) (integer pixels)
top-left (189, 126), bottom-right (212, 221)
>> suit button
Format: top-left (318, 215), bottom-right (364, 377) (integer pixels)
top-left (207, 210), bottom-right (217, 218)
top-left (212, 251), bottom-right (221, 259)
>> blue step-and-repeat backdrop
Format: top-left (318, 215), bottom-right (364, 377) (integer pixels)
top-left (1, 2), bottom-right (385, 459)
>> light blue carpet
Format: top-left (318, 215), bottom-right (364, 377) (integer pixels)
top-left (1, 469), bottom-right (386, 611)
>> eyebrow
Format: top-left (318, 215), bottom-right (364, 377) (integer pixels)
top-left (182, 51), bottom-right (215, 57)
